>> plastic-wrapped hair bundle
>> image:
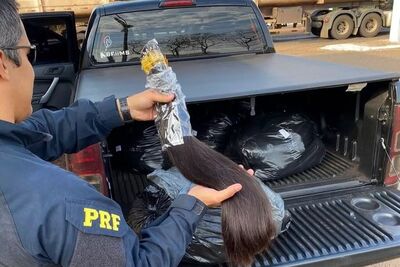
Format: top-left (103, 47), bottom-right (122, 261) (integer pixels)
top-left (141, 39), bottom-right (276, 266)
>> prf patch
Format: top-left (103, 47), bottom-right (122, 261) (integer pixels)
top-left (83, 208), bottom-right (120, 231)
top-left (66, 199), bottom-right (128, 237)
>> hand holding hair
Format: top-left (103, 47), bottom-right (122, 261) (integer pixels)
top-left (188, 183), bottom-right (242, 207)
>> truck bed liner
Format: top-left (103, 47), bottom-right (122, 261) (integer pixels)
top-left (251, 187), bottom-right (400, 266)
top-left (267, 151), bottom-right (365, 192)
top-left (110, 150), bottom-right (364, 213)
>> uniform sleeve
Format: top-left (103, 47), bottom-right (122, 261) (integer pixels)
top-left (21, 96), bottom-right (123, 161)
top-left (49, 193), bottom-right (207, 267)
top-left (122, 195), bottom-right (206, 267)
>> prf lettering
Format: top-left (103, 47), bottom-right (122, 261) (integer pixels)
top-left (83, 208), bottom-right (121, 231)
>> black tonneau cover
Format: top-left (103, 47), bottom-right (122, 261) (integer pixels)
top-left (75, 53), bottom-right (399, 103)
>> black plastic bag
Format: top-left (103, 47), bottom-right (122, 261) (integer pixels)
top-left (111, 123), bottom-right (171, 174)
top-left (231, 113), bottom-right (326, 181)
top-left (193, 113), bottom-right (235, 152)
top-left (184, 208), bottom-right (225, 264)
top-left (127, 183), bottom-right (171, 234)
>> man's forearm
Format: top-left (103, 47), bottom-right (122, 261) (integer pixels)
top-left (21, 96), bottom-right (123, 161)
top-left (127, 194), bottom-right (208, 266)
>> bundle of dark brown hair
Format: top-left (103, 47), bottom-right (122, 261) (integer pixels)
top-left (141, 39), bottom-right (276, 266)
top-left (167, 137), bottom-right (276, 266)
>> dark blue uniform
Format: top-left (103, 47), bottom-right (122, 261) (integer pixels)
top-left (0, 97), bottom-right (207, 267)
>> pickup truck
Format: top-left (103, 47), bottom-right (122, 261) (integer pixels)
top-left (21, 0), bottom-right (400, 266)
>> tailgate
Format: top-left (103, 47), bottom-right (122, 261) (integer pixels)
top-left (254, 186), bottom-right (400, 267)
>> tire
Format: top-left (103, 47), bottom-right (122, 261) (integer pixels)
top-left (330, 15), bottom-right (354, 40)
top-left (359, 13), bottom-right (382, 38)
top-left (311, 27), bottom-right (322, 36)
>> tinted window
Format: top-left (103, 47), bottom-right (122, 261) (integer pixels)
top-left (23, 18), bottom-right (69, 65)
top-left (91, 6), bottom-right (265, 65)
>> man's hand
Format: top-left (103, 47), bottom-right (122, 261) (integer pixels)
top-left (188, 165), bottom-right (253, 207)
top-left (126, 89), bottom-right (175, 121)
top-left (188, 183), bottom-right (242, 207)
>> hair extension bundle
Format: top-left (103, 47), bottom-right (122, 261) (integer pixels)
top-left (141, 40), bottom-right (276, 266)
top-left (168, 137), bottom-right (275, 266)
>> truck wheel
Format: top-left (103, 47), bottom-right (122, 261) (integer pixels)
top-left (359, 13), bottom-right (382, 38)
top-left (330, 15), bottom-right (354, 40)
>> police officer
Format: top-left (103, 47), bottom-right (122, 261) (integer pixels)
top-left (0, 1), bottom-right (244, 266)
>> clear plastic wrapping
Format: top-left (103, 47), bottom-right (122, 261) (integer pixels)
top-left (141, 39), bottom-right (192, 149)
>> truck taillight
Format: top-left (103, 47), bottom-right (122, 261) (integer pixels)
top-left (160, 0), bottom-right (195, 8)
top-left (67, 143), bottom-right (110, 196)
top-left (384, 104), bottom-right (400, 186)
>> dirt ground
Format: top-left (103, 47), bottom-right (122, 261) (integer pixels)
top-left (274, 33), bottom-right (400, 74)
top-left (274, 32), bottom-right (400, 267)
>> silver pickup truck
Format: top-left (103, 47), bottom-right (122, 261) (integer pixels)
top-left (22, 0), bottom-right (400, 266)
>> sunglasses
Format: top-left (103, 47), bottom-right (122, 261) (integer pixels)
top-left (0, 44), bottom-right (37, 65)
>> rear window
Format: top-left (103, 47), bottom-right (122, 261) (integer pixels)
top-left (91, 6), bottom-right (265, 65)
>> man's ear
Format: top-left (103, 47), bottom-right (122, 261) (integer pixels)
top-left (0, 51), bottom-right (11, 81)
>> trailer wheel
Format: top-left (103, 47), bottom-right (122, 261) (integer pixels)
top-left (330, 15), bottom-right (354, 40)
top-left (359, 13), bottom-right (382, 38)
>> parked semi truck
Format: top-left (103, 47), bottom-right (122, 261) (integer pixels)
top-left (254, 0), bottom-right (394, 39)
